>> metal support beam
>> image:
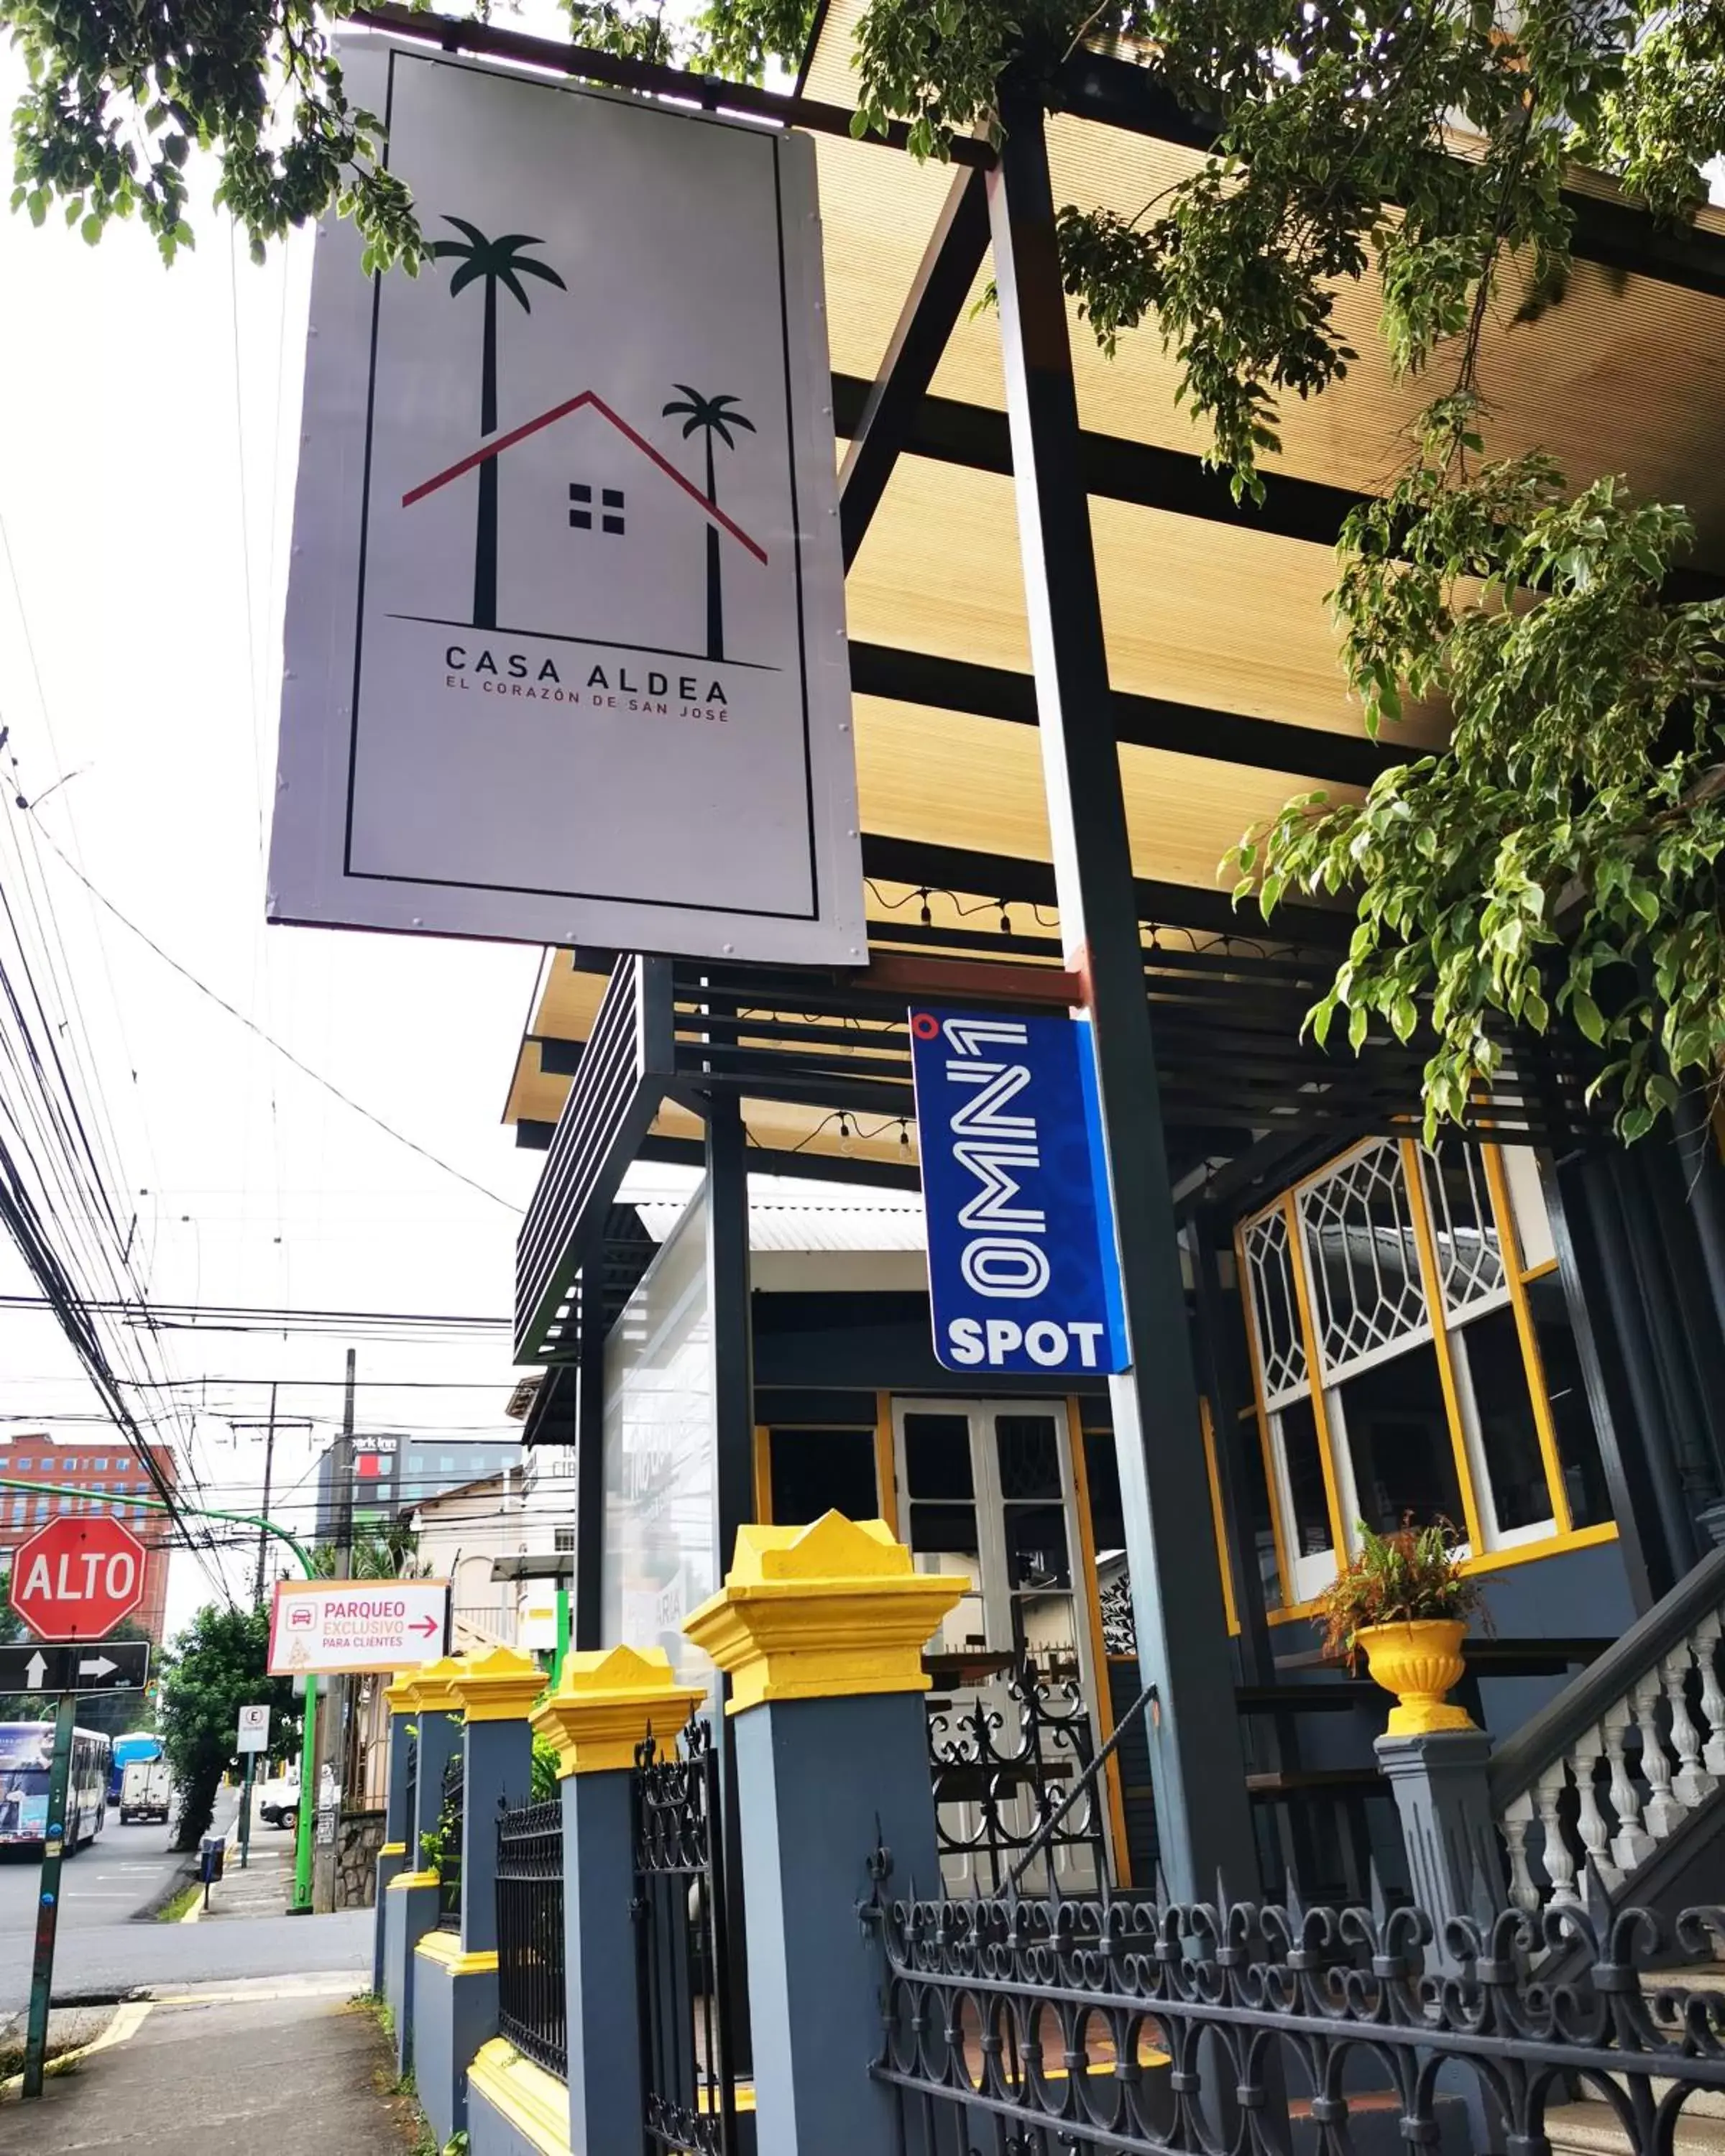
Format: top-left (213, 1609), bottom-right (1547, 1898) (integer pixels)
top-left (830, 378), bottom-right (1723, 604)
top-left (1057, 44), bottom-right (1725, 307)
top-left (850, 638), bottom-right (1397, 787)
top-left (704, 1092), bottom-right (754, 2073)
top-left (574, 1295), bottom-right (604, 1651)
top-left (859, 830), bottom-right (1350, 946)
top-left (988, 95), bottom-right (1258, 1900)
top-left (840, 168), bottom-right (991, 568)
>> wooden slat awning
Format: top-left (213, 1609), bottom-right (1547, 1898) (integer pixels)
top-left (497, 0), bottom-right (1724, 1169)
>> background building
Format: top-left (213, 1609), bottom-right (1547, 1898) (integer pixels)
top-left (313, 1432), bottom-right (523, 1543)
top-left (0, 1436), bottom-right (178, 1642)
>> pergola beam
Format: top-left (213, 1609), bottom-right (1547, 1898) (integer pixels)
top-left (840, 167), bottom-right (992, 568)
top-left (858, 830), bottom-right (1348, 945)
top-left (1059, 45), bottom-right (1725, 307)
top-left (850, 640), bottom-right (1397, 786)
top-left (833, 374), bottom-right (1724, 600)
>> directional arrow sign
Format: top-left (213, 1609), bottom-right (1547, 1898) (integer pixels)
top-left (267, 1579), bottom-right (450, 1675)
top-left (0, 1641), bottom-right (150, 1694)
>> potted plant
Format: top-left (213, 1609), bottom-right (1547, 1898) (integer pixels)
top-left (1317, 1517), bottom-right (1483, 1734)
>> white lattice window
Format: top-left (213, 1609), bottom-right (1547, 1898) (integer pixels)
top-left (1418, 1142), bottom-right (1507, 1318)
top-left (1295, 1141), bottom-right (1430, 1382)
top-left (1241, 1206), bottom-right (1307, 1408)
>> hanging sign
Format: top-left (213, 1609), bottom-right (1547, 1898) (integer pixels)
top-left (908, 1008), bottom-right (1130, 1376)
top-left (267, 1579), bottom-right (451, 1675)
top-left (270, 39), bottom-right (861, 967)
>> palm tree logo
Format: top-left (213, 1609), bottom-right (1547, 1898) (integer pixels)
top-left (431, 216), bottom-right (566, 632)
top-left (662, 388), bottom-right (755, 661)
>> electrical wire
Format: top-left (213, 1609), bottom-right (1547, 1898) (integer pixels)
top-left (22, 808), bottom-right (523, 1215)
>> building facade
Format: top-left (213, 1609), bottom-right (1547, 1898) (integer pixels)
top-left (0, 1437), bottom-right (178, 1642)
top-left (313, 1433), bottom-right (524, 1543)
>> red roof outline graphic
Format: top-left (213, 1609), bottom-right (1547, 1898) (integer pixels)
top-left (401, 390), bottom-right (769, 566)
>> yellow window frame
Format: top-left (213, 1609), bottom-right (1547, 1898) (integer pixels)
top-left (1238, 1138), bottom-right (1616, 1623)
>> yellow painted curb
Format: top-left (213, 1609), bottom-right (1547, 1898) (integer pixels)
top-left (0, 1999), bottom-right (154, 2097)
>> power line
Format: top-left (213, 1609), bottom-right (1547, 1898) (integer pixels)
top-left (22, 809), bottom-right (523, 1215)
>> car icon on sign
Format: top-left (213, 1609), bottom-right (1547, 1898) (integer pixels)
top-left (289, 1605), bottom-right (314, 1628)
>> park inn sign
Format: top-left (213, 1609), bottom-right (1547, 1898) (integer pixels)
top-left (269, 40), bottom-right (862, 967)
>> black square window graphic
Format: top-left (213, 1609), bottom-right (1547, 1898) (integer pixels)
top-left (571, 481), bottom-right (625, 535)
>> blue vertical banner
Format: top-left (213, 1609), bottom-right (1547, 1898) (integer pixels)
top-left (908, 1007), bottom-right (1129, 1376)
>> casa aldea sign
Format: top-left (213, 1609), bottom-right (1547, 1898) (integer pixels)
top-left (270, 40), bottom-right (862, 965)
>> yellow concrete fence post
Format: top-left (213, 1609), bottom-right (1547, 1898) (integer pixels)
top-left (467, 1646), bottom-right (704, 2156)
top-left (684, 1514), bottom-right (967, 2156)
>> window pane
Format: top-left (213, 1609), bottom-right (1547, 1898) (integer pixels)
top-left (994, 1416), bottom-right (1061, 1500)
top-left (908, 1502), bottom-right (980, 1557)
top-left (1235, 1424), bottom-right (1284, 1613)
top-left (768, 1427), bottom-right (878, 1526)
top-left (1420, 1143), bottom-right (1506, 1314)
top-left (903, 1414), bottom-right (974, 1501)
top-left (1501, 1146), bottom-right (1557, 1273)
top-left (1335, 1341), bottom-right (1466, 1537)
top-left (1243, 1207), bottom-right (1307, 1399)
top-left (1003, 1503), bottom-right (1070, 1590)
top-left (1299, 1142), bottom-right (1427, 1377)
top-left (1455, 1303), bottom-right (1552, 1532)
top-left (1277, 1396), bottom-right (1333, 1557)
top-left (1526, 1271), bottom-right (1611, 1528)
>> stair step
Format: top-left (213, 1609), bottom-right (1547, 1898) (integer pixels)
top-left (1546, 2102), bottom-right (1725, 2154)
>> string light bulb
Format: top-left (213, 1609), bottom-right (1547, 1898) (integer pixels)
top-left (918, 887), bottom-right (932, 928)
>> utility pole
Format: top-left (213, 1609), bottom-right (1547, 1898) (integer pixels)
top-left (312, 1350), bottom-right (356, 1914)
top-left (255, 1384), bottom-right (277, 1606)
top-left (224, 1392), bottom-right (311, 1608)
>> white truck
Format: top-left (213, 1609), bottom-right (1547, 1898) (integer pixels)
top-left (119, 1758), bottom-right (172, 1824)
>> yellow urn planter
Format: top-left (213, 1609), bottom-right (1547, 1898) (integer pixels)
top-left (1357, 1618), bottom-right (1476, 1736)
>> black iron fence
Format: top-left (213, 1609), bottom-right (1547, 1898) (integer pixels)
top-left (436, 1751), bottom-right (464, 1931)
top-left (868, 1878), bottom-right (1725, 2155)
top-left (632, 1716), bottom-right (738, 2156)
top-left (926, 1658), bottom-right (1109, 1896)
top-left (497, 1797), bottom-right (566, 2081)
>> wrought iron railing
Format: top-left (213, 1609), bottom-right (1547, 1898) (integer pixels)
top-left (868, 1876), bottom-right (1725, 2155)
top-left (436, 1751), bottom-right (464, 1932)
top-left (496, 1797), bottom-right (566, 2081)
top-left (632, 1716), bottom-right (737, 2156)
top-left (926, 1658), bottom-right (1109, 1896)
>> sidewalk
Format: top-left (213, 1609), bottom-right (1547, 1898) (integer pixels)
top-left (0, 1976), bottom-right (418, 2154)
top-left (192, 1790), bottom-right (294, 1920)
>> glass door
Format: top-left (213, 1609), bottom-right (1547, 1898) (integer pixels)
top-left (893, 1399), bottom-right (1105, 1893)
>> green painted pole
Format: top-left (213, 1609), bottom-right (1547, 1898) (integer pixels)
top-left (22, 1694), bottom-right (76, 2101)
top-left (239, 1750), bottom-right (254, 1873)
top-left (290, 1677), bottom-right (318, 1914)
top-left (553, 1586), bottom-right (571, 1690)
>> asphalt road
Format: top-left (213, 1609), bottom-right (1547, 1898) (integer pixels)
top-left (0, 1910), bottom-right (373, 2010)
top-left (0, 1786), bottom-right (370, 2009)
top-left (0, 1786), bottom-right (240, 1937)
top-left (0, 1817), bottom-right (186, 1933)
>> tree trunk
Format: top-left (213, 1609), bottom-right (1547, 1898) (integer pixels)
top-left (474, 276), bottom-right (499, 631)
top-left (704, 433), bottom-right (722, 661)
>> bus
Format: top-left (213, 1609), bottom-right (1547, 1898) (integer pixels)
top-left (109, 1730), bottom-right (162, 1806)
top-left (0, 1723), bottom-right (111, 1852)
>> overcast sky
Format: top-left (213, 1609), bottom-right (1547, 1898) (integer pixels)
top-left (0, 23), bottom-right (681, 1634)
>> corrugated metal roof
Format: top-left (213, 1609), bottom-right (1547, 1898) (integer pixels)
top-left (631, 1196), bottom-right (926, 1253)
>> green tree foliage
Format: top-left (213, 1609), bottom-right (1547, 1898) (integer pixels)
top-left (157, 1603), bottom-right (300, 1850)
top-left (310, 1520), bottom-right (421, 1581)
top-left (6, 0), bottom-right (1724, 1128)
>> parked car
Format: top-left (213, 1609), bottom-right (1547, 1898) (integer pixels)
top-left (257, 1764), bottom-right (336, 1831)
top-left (118, 1758), bottom-right (172, 1825)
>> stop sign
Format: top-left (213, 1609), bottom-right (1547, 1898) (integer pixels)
top-left (11, 1516), bottom-right (148, 1642)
